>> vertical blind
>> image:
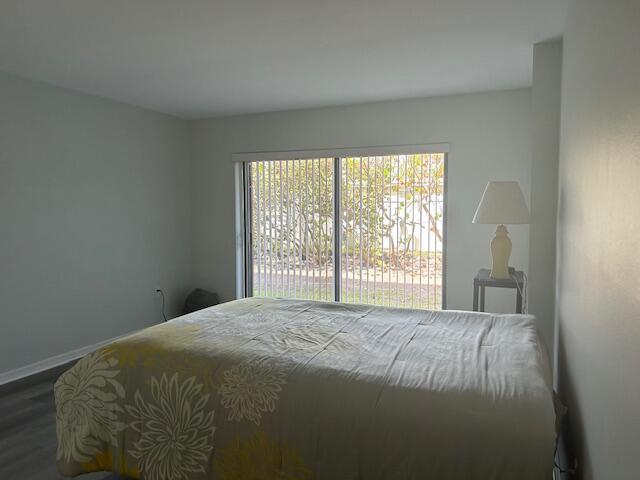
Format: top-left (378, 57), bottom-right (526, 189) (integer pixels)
top-left (247, 153), bottom-right (445, 309)
top-left (249, 158), bottom-right (335, 301)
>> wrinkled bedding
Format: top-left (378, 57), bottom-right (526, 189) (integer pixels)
top-left (55, 297), bottom-right (555, 479)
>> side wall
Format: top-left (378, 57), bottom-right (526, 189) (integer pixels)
top-left (0, 72), bottom-right (192, 375)
top-left (557, 0), bottom-right (640, 478)
top-left (192, 89), bottom-right (533, 314)
top-left (529, 40), bottom-right (562, 352)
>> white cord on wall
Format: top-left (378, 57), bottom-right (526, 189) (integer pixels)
top-left (510, 271), bottom-right (528, 314)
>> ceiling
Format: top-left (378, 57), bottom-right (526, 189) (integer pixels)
top-left (0, 0), bottom-right (568, 119)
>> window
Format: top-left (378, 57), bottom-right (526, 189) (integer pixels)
top-left (240, 147), bottom-right (447, 309)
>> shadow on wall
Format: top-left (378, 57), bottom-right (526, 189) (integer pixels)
top-left (555, 317), bottom-right (584, 478)
top-left (555, 184), bottom-right (580, 478)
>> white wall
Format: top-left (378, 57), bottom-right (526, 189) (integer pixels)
top-left (557, 0), bottom-right (640, 478)
top-left (0, 72), bottom-right (192, 374)
top-left (192, 89), bottom-right (532, 313)
top-left (529, 40), bottom-right (562, 352)
top-left (0, 77), bottom-right (549, 378)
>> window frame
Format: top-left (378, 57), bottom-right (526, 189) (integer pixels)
top-left (235, 144), bottom-right (449, 308)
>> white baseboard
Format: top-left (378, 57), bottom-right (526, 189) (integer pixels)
top-left (0, 334), bottom-right (125, 386)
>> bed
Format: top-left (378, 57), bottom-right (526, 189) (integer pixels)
top-left (55, 297), bottom-right (555, 480)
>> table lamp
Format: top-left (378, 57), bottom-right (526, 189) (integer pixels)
top-left (472, 181), bottom-right (530, 279)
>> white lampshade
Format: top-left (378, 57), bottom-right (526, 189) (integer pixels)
top-left (472, 181), bottom-right (530, 225)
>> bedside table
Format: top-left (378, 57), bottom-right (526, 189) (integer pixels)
top-left (473, 268), bottom-right (524, 313)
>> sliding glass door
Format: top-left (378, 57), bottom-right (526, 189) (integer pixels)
top-left (244, 152), bottom-right (446, 309)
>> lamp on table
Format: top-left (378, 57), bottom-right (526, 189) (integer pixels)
top-left (472, 181), bottom-right (530, 279)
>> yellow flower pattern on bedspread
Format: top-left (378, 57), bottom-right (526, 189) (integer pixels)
top-left (215, 430), bottom-right (312, 480)
top-left (54, 351), bottom-right (126, 464)
top-left (80, 450), bottom-right (140, 478)
top-left (54, 301), bottom-right (316, 480)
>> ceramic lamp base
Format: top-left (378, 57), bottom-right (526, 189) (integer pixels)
top-left (490, 224), bottom-right (512, 279)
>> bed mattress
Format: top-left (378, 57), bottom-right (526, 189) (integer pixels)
top-left (55, 297), bottom-right (555, 479)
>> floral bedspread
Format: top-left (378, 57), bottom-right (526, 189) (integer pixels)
top-left (55, 297), bottom-right (555, 479)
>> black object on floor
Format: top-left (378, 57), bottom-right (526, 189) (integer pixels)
top-left (183, 287), bottom-right (219, 314)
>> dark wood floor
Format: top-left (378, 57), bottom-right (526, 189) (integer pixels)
top-left (0, 363), bottom-right (123, 480)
